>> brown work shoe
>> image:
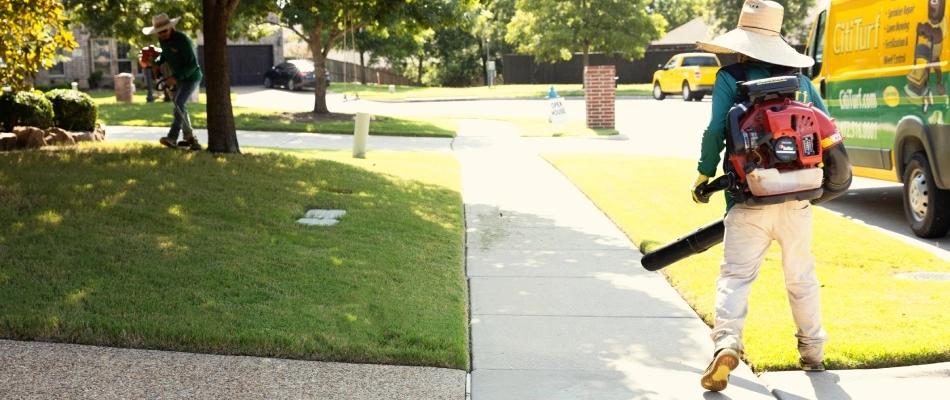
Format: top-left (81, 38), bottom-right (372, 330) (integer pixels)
top-left (701, 348), bottom-right (740, 392)
top-left (801, 358), bottom-right (825, 372)
top-left (179, 136), bottom-right (201, 150)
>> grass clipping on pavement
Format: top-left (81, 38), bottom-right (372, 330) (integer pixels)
top-left (0, 143), bottom-right (468, 370)
top-left (544, 153), bottom-right (950, 372)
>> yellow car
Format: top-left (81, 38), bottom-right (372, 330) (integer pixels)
top-left (652, 52), bottom-right (721, 101)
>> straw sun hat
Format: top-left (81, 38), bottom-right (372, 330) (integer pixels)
top-left (696, 0), bottom-right (814, 68)
top-left (142, 13), bottom-right (181, 35)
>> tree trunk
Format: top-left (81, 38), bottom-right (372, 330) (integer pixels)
top-left (359, 51), bottom-right (366, 85)
top-left (309, 30), bottom-right (330, 114)
top-left (314, 56), bottom-right (330, 113)
top-left (202, 0), bottom-right (241, 153)
top-left (416, 56), bottom-right (424, 85)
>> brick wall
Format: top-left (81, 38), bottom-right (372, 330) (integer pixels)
top-left (584, 65), bottom-right (615, 129)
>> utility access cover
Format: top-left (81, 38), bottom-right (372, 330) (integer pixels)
top-left (297, 209), bottom-right (346, 226)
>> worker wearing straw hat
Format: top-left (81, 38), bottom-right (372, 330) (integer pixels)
top-left (142, 13), bottom-right (203, 150)
top-left (690, 0), bottom-right (831, 392)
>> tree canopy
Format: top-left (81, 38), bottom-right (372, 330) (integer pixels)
top-left (505, 0), bottom-right (667, 66)
top-left (650, 0), bottom-right (706, 30)
top-left (277, 0), bottom-right (475, 112)
top-left (0, 0), bottom-right (78, 90)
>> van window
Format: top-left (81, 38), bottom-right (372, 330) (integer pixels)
top-left (806, 10), bottom-right (827, 80)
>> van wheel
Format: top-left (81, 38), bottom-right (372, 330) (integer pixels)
top-left (903, 153), bottom-right (950, 238)
top-left (653, 83), bottom-right (665, 100)
top-left (682, 82), bottom-right (693, 101)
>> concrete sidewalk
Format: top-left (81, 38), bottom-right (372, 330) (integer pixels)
top-left (2, 125), bottom-right (949, 399)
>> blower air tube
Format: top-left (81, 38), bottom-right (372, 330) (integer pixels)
top-left (641, 145), bottom-right (852, 271)
top-left (811, 144), bottom-right (852, 205)
top-left (640, 219), bottom-right (725, 271)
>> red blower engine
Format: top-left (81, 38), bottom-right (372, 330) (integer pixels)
top-left (640, 76), bottom-right (852, 271)
top-left (138, 45), bottom-right (175, 92)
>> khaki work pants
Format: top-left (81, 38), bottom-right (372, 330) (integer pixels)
top-left (710, 200), bottom-right (827, 364)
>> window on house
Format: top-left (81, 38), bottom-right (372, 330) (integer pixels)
top-left (117, 42), bottom-right (133, 74)
top-left (91, 39), bottom-right (112, 75)
top-left (48, 49), bottom-right (67, 76)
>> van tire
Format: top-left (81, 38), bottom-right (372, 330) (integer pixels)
top-left (653, 83), bottom-right (665, 100)
top-left (682, 82), bottom-right (693, 101)
top-left (902, 153), bottom-right (950, 238)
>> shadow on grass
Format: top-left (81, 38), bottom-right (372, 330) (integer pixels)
top-left (0, 144), bottom-right (468, 369)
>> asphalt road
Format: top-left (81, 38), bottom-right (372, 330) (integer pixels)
top-left (229, 85), bottom-right (950, 261)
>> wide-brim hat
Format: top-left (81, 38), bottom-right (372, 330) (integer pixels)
top-left (142, 13), bottom-right (181, 35)
top-left (696, 0), bottom-right (814, 68)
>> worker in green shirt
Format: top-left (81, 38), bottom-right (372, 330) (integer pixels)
top-left (692, 0), bottom-right (830, 392)
top-left (142, 13), bottom-right (203, 150)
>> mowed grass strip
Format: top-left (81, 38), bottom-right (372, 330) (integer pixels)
top-left (0, 143), bottom-right (468, 369)
top-left (91, 91), bottom-right (458, 137)
top-left (543, 153), bottom-right (950, 372)
top-left (352, 83), bottom-right (654, 100)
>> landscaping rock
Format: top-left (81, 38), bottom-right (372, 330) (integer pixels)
top-left (1, 125), bottom-right (106, 151)
top-left (47, 127), bottom-right (77, 146)
top-left (0, 133), bottom-right (16, 151)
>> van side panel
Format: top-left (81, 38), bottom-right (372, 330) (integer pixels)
top-left (822, 0), bottom-right (950, 186)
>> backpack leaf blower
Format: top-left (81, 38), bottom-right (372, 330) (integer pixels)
top-left (641, 76), bottom-right (852, 271)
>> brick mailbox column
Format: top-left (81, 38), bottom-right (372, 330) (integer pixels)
top-left (584, 65), bottom-right (616, 129)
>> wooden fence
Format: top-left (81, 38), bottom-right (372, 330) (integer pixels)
top-left (326, 59), bottom-right (414, 87)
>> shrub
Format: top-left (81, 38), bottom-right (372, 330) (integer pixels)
top-left (45, 89), bottom-right (98, 131)
top-left (34, 82), bottom-right (72, 92)
top-left (88, 70), bottom-right (103, 89)
top-left (0, 91), bottom-right (54, 131)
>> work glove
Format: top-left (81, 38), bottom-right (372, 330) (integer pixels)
top-left (690, 173), bottom-right (709, 204)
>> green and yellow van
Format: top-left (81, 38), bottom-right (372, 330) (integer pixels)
top-left (805, 0), bottom-right (950, 237)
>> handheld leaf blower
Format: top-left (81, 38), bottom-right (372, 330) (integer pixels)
top-left (641, 76), bottom-right (852, 271)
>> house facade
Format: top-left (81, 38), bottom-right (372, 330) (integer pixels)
top-left (36, 25), bottom-right (283, 89)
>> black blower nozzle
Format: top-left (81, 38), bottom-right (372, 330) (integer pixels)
top-left (640, 219), bottom-right (725, 271)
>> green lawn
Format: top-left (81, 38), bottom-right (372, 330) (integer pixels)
top-left (342, 83), bottom-right (654, 101)
top-left (0, 143), bottom-right (469, 370)
top-left (544, 153), bottom-right (950, 372)
top-left (89, 84), bottom-right (634, 138)
top-left (92, 91), bottom-right (459, 137)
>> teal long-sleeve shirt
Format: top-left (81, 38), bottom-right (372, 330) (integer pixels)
top-left (697, 62), bottom-right (829, 210)
top-left (154, 30), bottom-right (203, 83)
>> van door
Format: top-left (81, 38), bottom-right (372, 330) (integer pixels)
top-left (817, 2), bottom-right (891, 172)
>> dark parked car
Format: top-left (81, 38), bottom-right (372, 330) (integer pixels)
top-left (263, 60), bottom-right (315, 91)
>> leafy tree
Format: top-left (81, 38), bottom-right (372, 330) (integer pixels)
top-left (708, 0), bottom-right (815, 43)
top-left (430, 24), bottom-right (483, 87)
top-left (0, 0), bottom-right (78, 90)
top-left (474, 0), bottom-right (516, 81)
top-left (650, 0), bottom-right (707, 29)
top-left (277, 0), bottom-right (474, 113)
top-left (506, 0), bottom-right (667, 67)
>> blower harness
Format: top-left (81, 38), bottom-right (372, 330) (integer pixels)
top-left (641, 76), bottom-right (852, 271)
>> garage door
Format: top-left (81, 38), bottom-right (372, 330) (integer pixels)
top-left (197, 45), bottom-right (273, 87)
